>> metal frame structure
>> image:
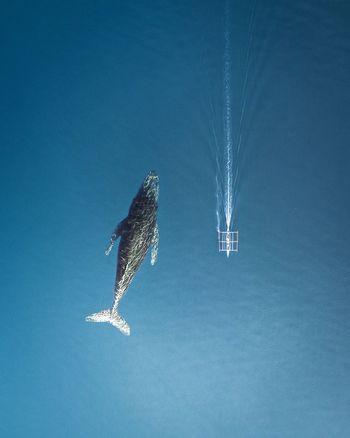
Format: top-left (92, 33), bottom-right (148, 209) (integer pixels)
top-left (218, 230), bottom-right (239, 253)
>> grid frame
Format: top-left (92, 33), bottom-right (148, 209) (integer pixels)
top-left (218, 231), bottom-right (239, 252)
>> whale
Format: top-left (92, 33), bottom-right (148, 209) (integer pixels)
top-left (86, 170), bottom-right (159, 335)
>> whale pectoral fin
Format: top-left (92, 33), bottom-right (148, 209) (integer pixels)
top-left (105, 217), bottom-right (128, 256)
top-left (151, 223), bottom-right (159, 265)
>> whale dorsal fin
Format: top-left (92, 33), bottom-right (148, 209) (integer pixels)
top-left (105, 217), bottom-right (129, 255)
top-left (151, 223), bottom-right (159, 265)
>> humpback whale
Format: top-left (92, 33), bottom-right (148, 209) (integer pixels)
top-left (86, 170), bottom-right (159, 335)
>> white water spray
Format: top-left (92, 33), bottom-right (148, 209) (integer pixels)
top-left (216, 0), bottom-right (236, 257)
top-left (223, 0), bottom-right (233, 232)
top-left (215, 0), bottom-right (256, 256)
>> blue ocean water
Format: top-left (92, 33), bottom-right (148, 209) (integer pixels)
top-left (1, 1), bottom-right (350, 437)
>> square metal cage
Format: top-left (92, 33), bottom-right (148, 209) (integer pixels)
top-left (218, 230), bottom-right (239, 252)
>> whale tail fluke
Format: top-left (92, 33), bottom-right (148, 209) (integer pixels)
top-left (85, 309), bottom-right (130, 336)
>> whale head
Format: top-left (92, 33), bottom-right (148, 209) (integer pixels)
top-left (143, 170), bottom-right (159, 201)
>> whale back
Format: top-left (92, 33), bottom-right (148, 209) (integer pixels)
top-left (115, 172), bottom-right (159, 294)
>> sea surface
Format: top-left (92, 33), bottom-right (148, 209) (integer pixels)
top-left (1, 1), bottom-right (350, 437)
